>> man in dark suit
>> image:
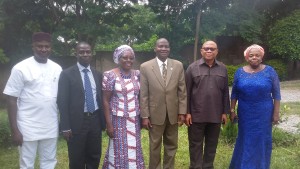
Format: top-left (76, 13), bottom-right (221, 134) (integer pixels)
top-left (57, 42), bottom-right (105, 169)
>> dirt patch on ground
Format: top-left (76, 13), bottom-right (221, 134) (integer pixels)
top-left (277, 115), bottom-right (300, 134)
top-left (280, 89), bottom-right (300, 103)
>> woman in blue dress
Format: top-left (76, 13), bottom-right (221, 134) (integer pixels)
top-left (229, 44), bottom-right (281, 169)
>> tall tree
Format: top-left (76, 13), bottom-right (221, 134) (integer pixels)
top-left (95, 4), bottom-right (161, 51)
top-left (147, 0), bottom-right (231, 61)
top-left (267, 10), bottom-right (300, 60)
top-left (0, 0), bottom-right (136, 60)
top-left (1, 0), bottom-right (299, 63)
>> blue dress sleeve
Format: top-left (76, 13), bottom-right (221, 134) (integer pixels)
top-left (231, 68), bottom-right (240, 100)
top-left (269, 66), bottom-right (281, 100)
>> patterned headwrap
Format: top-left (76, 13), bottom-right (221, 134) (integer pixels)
top-left (244, 44), bottom-right (265, 59)
top-left (113, 45), bottom-right (135, 64)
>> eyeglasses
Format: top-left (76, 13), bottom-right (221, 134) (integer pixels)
top-left (202, 47), bottom-right (217, 51)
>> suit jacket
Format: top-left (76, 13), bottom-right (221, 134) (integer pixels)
top-left (140, 58), bottom-right (187, 125)
top-left (57, 65), bottom-right (105, 133)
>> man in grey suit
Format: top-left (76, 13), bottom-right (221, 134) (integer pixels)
top-left (140, 38), bottom-right (187, 169)
top-left (57, 42), bottom-right (105, 169)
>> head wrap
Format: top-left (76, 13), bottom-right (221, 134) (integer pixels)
top-left (32, 32), bottom-right (52, 43)
top-left (113, 45), bottom-right (135, 64)
top-left (244, 44), bottom-right (265, 59)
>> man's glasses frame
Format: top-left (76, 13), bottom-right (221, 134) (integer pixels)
top-left (202, 47), bottom-right (217, 52)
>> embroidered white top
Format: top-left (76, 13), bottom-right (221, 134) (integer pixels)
top-left (3, 56), bottom-right (62, 141)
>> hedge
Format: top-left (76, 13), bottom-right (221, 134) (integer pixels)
top-left (265, 59), bottom-right (288, 81)
top-left (0, 111), bottom-right (11, 147)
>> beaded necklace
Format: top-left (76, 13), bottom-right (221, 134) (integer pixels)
top-left (119, 68), bottom-right (132, 79)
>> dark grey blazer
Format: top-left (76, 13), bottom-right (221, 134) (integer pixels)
top-left (57, 65), bottom-right (106, 133)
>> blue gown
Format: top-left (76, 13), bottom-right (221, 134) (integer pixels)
top-left (229, 65), bottom-right (281, 169)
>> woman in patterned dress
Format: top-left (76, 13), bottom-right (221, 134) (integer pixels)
top-left (102, 45), bottom-right (145, 169)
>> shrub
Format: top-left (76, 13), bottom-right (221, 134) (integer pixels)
top-left (267, 10), bottom-right (300, 60)
top-left (0, 111), bottom-right (11, 147)
top-left (265, 59), bottom-right (288, 81)
top-left (226, 65), bottom-right (240, 86)
top-left (220, 120), bottom-right (238, 144)
top-left (221, 104), bottom-right (239, 143)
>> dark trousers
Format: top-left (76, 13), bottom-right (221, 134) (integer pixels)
top-left (188, 123), bottom-right (221, 169)
top-left (67, 114), bottom-right (102, 169)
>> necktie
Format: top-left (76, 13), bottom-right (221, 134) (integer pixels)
top-left (83, 69), bottom-right (95, 112)
top-left (162, 63), bottom-right (167, 83)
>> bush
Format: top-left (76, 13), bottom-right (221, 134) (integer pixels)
top-left (221, 104), bottom-right (239, 144)
top-left (0, 111), bottom-right (11, 147)
top-left (265, 59), bottom-right (288, 81)
top-left (267, 10), bottom-right (300, 60)
top-left (220, 120), bottom-right (238, 144)
top-left (226, 65), bottom-right (240, 86)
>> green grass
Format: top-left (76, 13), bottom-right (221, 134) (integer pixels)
top-left (1, 124), bottom-right (300, 168)
top-left (281, 102), bottom-right (300, 116)
top-left (1, 99), bottom-right (300, 168)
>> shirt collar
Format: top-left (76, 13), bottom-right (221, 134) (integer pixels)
top-left (199, 57), bottom-right (221, 67)
top-left (156, 57), bottom-right (168, 67)
top-left (77, 62), bottom-right (91, 72)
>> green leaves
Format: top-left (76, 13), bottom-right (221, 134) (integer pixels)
top-left (133, 34), bottom-right (158, 52)
top-left (267, 10), bottom-right (300, 60)
top-left (0, 0), bottom-right (299, 62)
top-left (0, 49), bottom-right (9, 63)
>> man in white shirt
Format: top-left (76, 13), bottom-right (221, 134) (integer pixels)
top-left (3, 32), bottom-right (62, 169)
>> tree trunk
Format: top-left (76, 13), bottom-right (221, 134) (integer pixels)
top-left (193, 9), bottom-right (201, 62)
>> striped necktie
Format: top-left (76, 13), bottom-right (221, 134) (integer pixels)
top-left (162, 63), bottom-right (167, 83)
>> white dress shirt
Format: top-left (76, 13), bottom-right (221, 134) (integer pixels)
top-left (77, 62), bottom-right (99, 112)
top-left (156, 57), bottom-right (168, 77)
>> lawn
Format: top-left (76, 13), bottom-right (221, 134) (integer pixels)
top-left (0, 102), bottom-right (300, 168)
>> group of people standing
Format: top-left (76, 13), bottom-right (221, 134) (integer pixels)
top-left (3, 32), bottom-right (281, 169)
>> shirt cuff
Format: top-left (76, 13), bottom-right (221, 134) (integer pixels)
top-left (62, 129), bottom-right (71, 132)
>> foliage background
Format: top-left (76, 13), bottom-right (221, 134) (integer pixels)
top-left (265, 59), bottom-right (288, 81)
top-left (0, 0), bottom-right (299, 64)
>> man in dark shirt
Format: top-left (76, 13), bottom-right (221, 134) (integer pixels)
top-left (185, 40), bottom-right (230, 169)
